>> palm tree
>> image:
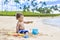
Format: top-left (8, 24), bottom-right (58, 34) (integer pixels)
top-left (36, 7), bottom-right (43, 13)
top-left (4, 0), bottom-right (9, 15)
top-left (14, 0), bottom-right (19, 3)
top-left (14, 0), bottom-right (19, 10)
top-left (44, 7), bottom-right (52, 13)
top-left (26, 5), bottom-right (30, 11)
top-left (39, 1), bottom-right (46, 7)
top-left (31, 0), bottom-right (37, 12)
top-left (42, 2), bottom-right (46, 6)
top-left (23, 5), bottom-right (30, 12)
top-left (50, 5), bottom-right (58, 11)
top-left (58, 6), bottom-right (60, 12)
top-left (27, 0), bottom-right (30, 1)
top-left (4, 0), bottom-right (8, 4)
top-left (23, 5), bottom-right (26, 12)
top-left (36, 1), bottom-right (47, 13)
top-left (36, 7), bottom-right (52, 13)
top-left (23, 0), bottom-right (30, 12)
top-left (54, 5), bottom-right (58, 10)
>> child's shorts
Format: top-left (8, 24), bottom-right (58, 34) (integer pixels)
top-left (18, 30), bottom-right (28, 34)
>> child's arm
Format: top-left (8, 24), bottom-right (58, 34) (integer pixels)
top-left (24, 21), bottom-right (33, 24)
top-left (16, 23), bottom-right (19, 33)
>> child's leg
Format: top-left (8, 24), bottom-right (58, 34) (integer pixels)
top-left (18, 30), bottom-right (29, 34)
top-left (24, 30), bottom-right (28, 34)
top-left (23, 30), bottom-right (29, 38)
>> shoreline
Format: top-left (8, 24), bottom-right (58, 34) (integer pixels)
top-left (41, 17), bottom-right (60, 32)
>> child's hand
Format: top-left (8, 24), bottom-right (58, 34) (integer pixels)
top-left (30, 21), bottom-right (33, 23)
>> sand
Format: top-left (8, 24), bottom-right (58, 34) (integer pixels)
top-left (0, 16), bottom-right (60, 40)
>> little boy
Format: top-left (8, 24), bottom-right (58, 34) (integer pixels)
top-left (16, 13), bottom-right (32, 34)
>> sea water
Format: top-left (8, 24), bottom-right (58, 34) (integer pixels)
top-left (43, 18), bottom-right (60, 27)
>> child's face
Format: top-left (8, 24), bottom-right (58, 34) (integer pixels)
top-left (18, 15), bottom-right (24, 22)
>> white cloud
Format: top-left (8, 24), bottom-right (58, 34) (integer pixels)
top-left (57, 4), bottom-right (60, 7)
top-left (19, 0), bottom-right (25, 3)
top-left (0, 0), bottom-right (2, 2)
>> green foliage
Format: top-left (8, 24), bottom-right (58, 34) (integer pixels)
top-left (50, 5), bottom-right (58, 10)
top-left (0, 11), bottom-right (60, 17)
top-left (36, 7), bottom-right (52, 13)
top-left (23, 5), bottom-right (30, 12)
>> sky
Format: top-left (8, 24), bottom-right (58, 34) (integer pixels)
top-left (0, 0), bottom-right (60, 11)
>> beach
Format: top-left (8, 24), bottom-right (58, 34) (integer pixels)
top-left (0, 16), bottom-right (60, 40)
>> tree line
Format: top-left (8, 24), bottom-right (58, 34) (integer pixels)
top-left (4, 0), bottom-right (60, 13)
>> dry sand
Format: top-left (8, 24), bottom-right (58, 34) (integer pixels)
top-left (0, 16), bottom-right (60, 40)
